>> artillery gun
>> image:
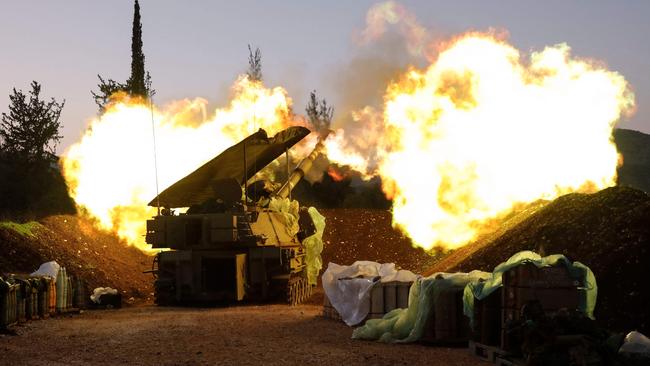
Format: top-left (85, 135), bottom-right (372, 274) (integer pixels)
top-left (145, 126), bottom-right (328, 305)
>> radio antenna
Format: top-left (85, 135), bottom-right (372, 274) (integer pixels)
top-left (149, 95), bottom-right (161, 215)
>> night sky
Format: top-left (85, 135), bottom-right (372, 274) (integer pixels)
top-left (1, 0), bottom-right (648, 150)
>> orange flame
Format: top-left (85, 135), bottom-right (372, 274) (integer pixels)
top-left (62, 76), bottom-right (296, 253)
top-left (326, 33), bottom-right (634, 250)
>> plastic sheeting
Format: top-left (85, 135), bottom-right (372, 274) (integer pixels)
top-left (31, 261), bottom-right (60, 279)
top-left (322, 261), bottom-right (418, 326)
top-left (269, 197), bottom-right (325, 286)
top-left (352, 271), bottom-right (490, 342)
top-left (268, 197), bottom-right (300, 237)
top-left (90, 287), bottom-right (118, 304)
top-left (463, 250), bottom-right (598, 328)
top-left (619, 331), bottom-right (650, 355)
top-left (303, 207), bottom-right (325, 286)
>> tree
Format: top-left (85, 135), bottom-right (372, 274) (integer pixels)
top-left (91, 75), bottom-right (128, 112)
top-left (126, 0), bottom-right (147, 97)
top-left (305, 90), bottom-right (333, 134)
top-left (0, 81), bottom-right (64, 163)
top-left (247, 45), bottom-right (262, 82)
top-left (92, 0), bottom-right (153, 112)
top-left (0, 81), bottom-right (74, 216)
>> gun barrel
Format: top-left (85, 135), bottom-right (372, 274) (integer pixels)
top-left (275, 131), bottom-right (330, 199)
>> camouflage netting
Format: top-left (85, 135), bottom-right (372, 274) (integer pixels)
top-left (352, 271), bottom-right (489, 343)
top-left (463, 251), bottom-right (598, 327)
top-left (268, 197), bottom-right (300, 236)
top-left (268, 197), bottom-right (325, 285)
top-left (303, 207), bottom-right (325, 286)
top-left (352, 251), bottom-right (597, 343)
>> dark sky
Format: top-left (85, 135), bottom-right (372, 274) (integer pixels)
top-left (1, 0), bottom-right (648, 150)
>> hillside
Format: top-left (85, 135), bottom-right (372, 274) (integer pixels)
top-left (320, 208), bottom-right (432, 273)
top-left (0, 215), bottom-right (153, 304)
top-left (427, 186), bottom-right (650, 334)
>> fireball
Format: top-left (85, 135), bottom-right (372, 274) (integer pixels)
top-left (63, 76), bottom-right (295, 253)
top-left (327, 33), bottom-right (634, 250)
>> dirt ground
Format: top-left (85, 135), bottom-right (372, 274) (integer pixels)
top-left (0, 304), bottom-right (486, 366)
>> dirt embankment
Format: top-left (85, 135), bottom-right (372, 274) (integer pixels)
top-left (0, 215), bottom-right (153, 304)
top-left (319, 208), bottom-right (434, 274)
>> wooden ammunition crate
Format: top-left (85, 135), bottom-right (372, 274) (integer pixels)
top-left (471, 263), bottom-right (586, 359)
top-left (421, 286), bottom-right (470, 344)
top-left (323, 280), bottom-right (413, 323)
top-left (502, 263), bottom-right (581, 288)
top-left (501, 286), bottom-right (579, 311)
top-left (472, 287), bottom-right (503, 346)
top-left (322, 294), bottom-right (343, 321)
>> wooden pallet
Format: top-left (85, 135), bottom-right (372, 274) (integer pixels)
top-left (468, 340), bottom-right (510, 363)
top-left (495, 356), bottom-right (526, 366)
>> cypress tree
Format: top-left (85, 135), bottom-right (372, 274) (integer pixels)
top-left (127, 0), bottom-right (147, 97)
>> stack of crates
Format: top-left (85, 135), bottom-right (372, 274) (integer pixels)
top-left (500, 263), bottom-right (581, 352)
top-left (323, 280), bottom-right (412, 323)
top-left (421, 285), bottom-right (471, 344)
top-left (1, 277), bottom-right (19, 329)
top-left (472, 287), bottom-right (503, 347)
top-left (470, 262), bottom-right (583, 359)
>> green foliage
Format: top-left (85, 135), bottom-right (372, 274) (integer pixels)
top-left (247, 45), bottom-right (262, 82)
top-left (0, 81), bottom-right (64, 163)
top-left (0, 81), bottom-right (75, 217)
top-left (91, 75), bottom-right (128, 113)
top-left (0, 221), bottom-right (42, 238)
top-left (305, 90), bottom-right (333, 134)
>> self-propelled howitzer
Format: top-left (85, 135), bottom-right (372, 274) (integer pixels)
top-left (145, 126), bottom-right (327, 305)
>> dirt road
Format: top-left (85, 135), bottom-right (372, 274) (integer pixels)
top-left (1, 304), bottom-right (486, 366)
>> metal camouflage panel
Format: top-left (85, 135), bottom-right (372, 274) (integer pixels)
top-left (149, 126), bottom-right (310, 208)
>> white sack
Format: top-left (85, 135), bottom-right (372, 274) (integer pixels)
top-left (90, 287), bottom-right (118, 304)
